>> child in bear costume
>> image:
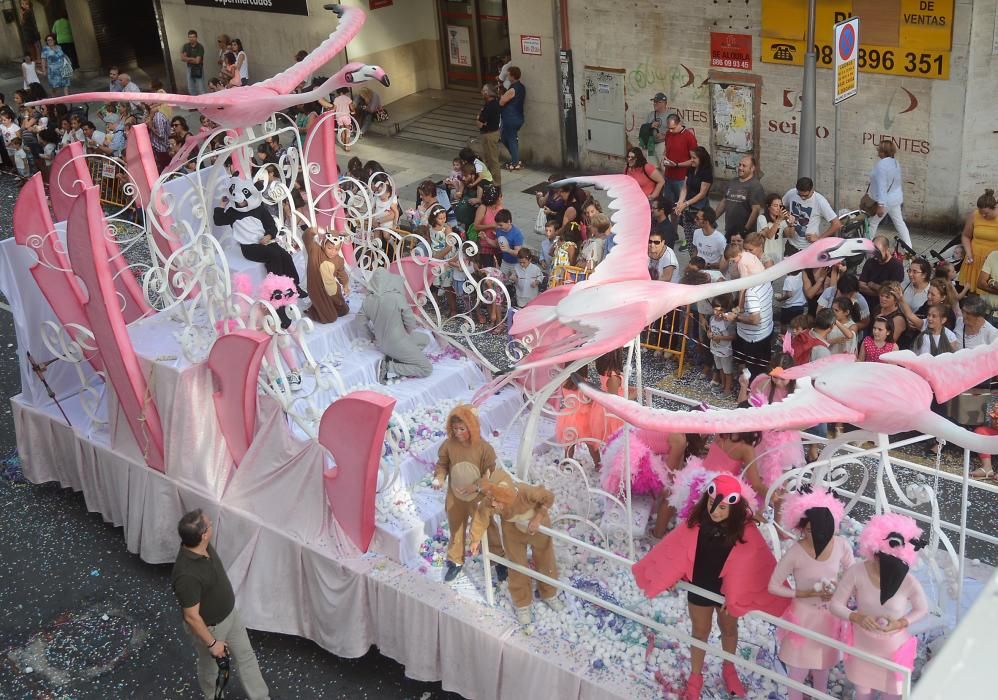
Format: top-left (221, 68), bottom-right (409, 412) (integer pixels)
top-left (358, 269), bottom-right (432, 383)
top-left (213, 176), bottom-right (304, 301)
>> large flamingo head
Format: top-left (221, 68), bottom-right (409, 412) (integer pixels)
top-left (800, 236), bottom-right (875, 266)
top-left (342, 62), bottom-right (391, 88)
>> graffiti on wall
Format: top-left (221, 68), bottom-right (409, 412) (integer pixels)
top-left (623, 61), bottom-right (710, 143)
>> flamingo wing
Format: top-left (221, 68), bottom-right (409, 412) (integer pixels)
top-left (553, 175), bottom-right (652, 288)
top-left (578, 379), bottom-right (866, 434)
top-left (880, 341), bottom-right (998, 403)
top-left (259, 4), bottom-right (366, 94)
top-left (29, 90), bottom-right (238, 111)
top-left (518, 302), bottom-right (652, 371)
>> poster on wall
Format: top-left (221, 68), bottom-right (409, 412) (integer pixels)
top-left (710, 33), bottom-right (752, 70)
top-left (447, 25), bottom-right (472, 67)
top-left (520, 35), bottom-right (542, 56)
top-left (183, 0), bottom-right (308, 16)
top-left (710, 82), bottom-right (755, 179)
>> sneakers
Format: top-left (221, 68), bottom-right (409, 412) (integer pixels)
top-left (286, 370), bottom-right (302, 392)
top-left (494, 564), bottom-right (509, 582)
top-left (683, 671), bottom-right (703, 700)
top-left (515, 606), bottom-right (532, 625)
top-left (443, 561), bottom-right (463, 582)
top-left (543, 595), bottom-right (564, 612)
top-left (722, 662), bottom-right (747, 697)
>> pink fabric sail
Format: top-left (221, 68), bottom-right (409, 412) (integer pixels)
top-left (66, 186), bottom-right (165, 471)
top-left (13, 174), bottom-right (103, 373)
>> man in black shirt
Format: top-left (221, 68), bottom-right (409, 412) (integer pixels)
top-left (651, 197), bottom-right (678, 248)
top-left (715, 155), bottom-right (765, 238)
top-left (859, 234), bottom-right (904, 316)
top-left (477, 84), bottom-right (502, 186)
top-left (172, 510), bottom-right (270, 699)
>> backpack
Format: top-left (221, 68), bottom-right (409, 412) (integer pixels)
top-left (638, 122), bottom-right (656, 153)
top-left (454, 195), bottom-right (476, 227)
top-left (791, 332), bottom-right (829, 366)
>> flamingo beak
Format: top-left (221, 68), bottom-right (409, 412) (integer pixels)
top-left (822, 237), bottom-right (876, 261)
top-left (379, 72), bottom-right (391, 88)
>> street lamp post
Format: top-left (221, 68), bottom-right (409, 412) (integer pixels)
top-left (798, 0), bottom-right (817, 181)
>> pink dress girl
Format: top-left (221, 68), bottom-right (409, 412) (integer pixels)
top-left (861, 334), bottom-right (898, 363)
top-left (768, 490), bottom-right (854, 700)
top-left (831, 513), bottom-right (929, 699)
top-left (588, 369), bottom-right (623, 443)
top-left (554, 380), bottom-right (594, 455)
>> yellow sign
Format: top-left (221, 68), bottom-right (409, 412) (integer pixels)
top-left (762, 0), bottom-right (953, 79)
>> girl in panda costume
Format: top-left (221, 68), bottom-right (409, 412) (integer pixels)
top-left (213, 176), bottom-right (305, 305)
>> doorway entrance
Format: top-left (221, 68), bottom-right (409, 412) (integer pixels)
top-left (436, 0), bottom-right (510, 90)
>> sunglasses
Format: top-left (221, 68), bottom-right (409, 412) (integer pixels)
top-left (648, 240), bottom-right (663, 246)
top-left (269, 288), bottom-right (296, 301)
top-left (323, 234), bottom-right (347, 245)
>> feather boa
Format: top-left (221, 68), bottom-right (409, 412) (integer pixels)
top-left (600, 428), bottom-right (670, 496)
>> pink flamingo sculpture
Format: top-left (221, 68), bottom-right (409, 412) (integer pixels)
top-left (509, 175), bottom-right (875, 373)
top-left (27, 5), bottom-right (389, 130)
top-left (579, 351), bottom-right (998, 454)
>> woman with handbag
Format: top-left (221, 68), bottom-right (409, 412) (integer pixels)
top-left (39, 34), bottom-right (72, 96)
top-left (865, 140), bottom-right (910, 247)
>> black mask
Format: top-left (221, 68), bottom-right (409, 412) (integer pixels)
top-left (804, 507), bottom-right (835, 558)
top-left (876, 552), bottom-right (909, 605)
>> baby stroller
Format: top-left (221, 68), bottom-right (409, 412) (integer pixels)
top-left (835, 208), bottom-right (869, 270)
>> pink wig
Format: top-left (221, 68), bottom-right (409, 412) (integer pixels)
top-left (256, 273), bottom-right (298, 307)
top-left (780, 489), bottom-right (845, 532)
top-left (858, 513), bottom-right (923, 567)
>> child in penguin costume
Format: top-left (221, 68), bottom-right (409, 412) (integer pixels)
top-left (213, 177), bottom-right (305, 318)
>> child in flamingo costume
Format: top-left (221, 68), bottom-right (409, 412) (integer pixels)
top-left (831, 513), bottom-right (928, 700)
top-left (633, 473), bottom-right (789, 700)
top-left (768, 489), bottom-right (855, 700)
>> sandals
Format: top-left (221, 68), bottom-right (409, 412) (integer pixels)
top-left (970, 467), bottom-right (996, 480)
top-left (504, 162), bottom-right (523, 171)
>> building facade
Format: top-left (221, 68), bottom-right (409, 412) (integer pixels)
top-left (509, 0), bottom-right (995, 229)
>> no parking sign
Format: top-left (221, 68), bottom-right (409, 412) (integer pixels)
top-left (834, 17), bottom-right (859, 104)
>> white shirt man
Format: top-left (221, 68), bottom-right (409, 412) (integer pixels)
top-left (782, 177), bottom-right (841, 251)
top-left (118, 73), bottom-right (141, 111)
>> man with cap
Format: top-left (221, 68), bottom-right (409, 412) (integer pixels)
top-left (432, 404), bottom-right (506, 582)
top-left (641, 92), bottom-right (675, 163)
top-left (471, 468), bottom-right (564, 625)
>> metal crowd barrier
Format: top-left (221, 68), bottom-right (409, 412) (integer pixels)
top-left (639, 305), bottom-right (692, 378)
top-left (86, 156), bottom-right (130, 209)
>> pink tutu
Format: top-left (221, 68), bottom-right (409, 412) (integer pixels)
top-left (756, 428), bottom-right (805, 489)
top-left (599, 429), bottom-right (670, 497)
top-left (841, 624), bottom-right (917, 694)
top-left (778, 598), bottom-right (844, 670)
